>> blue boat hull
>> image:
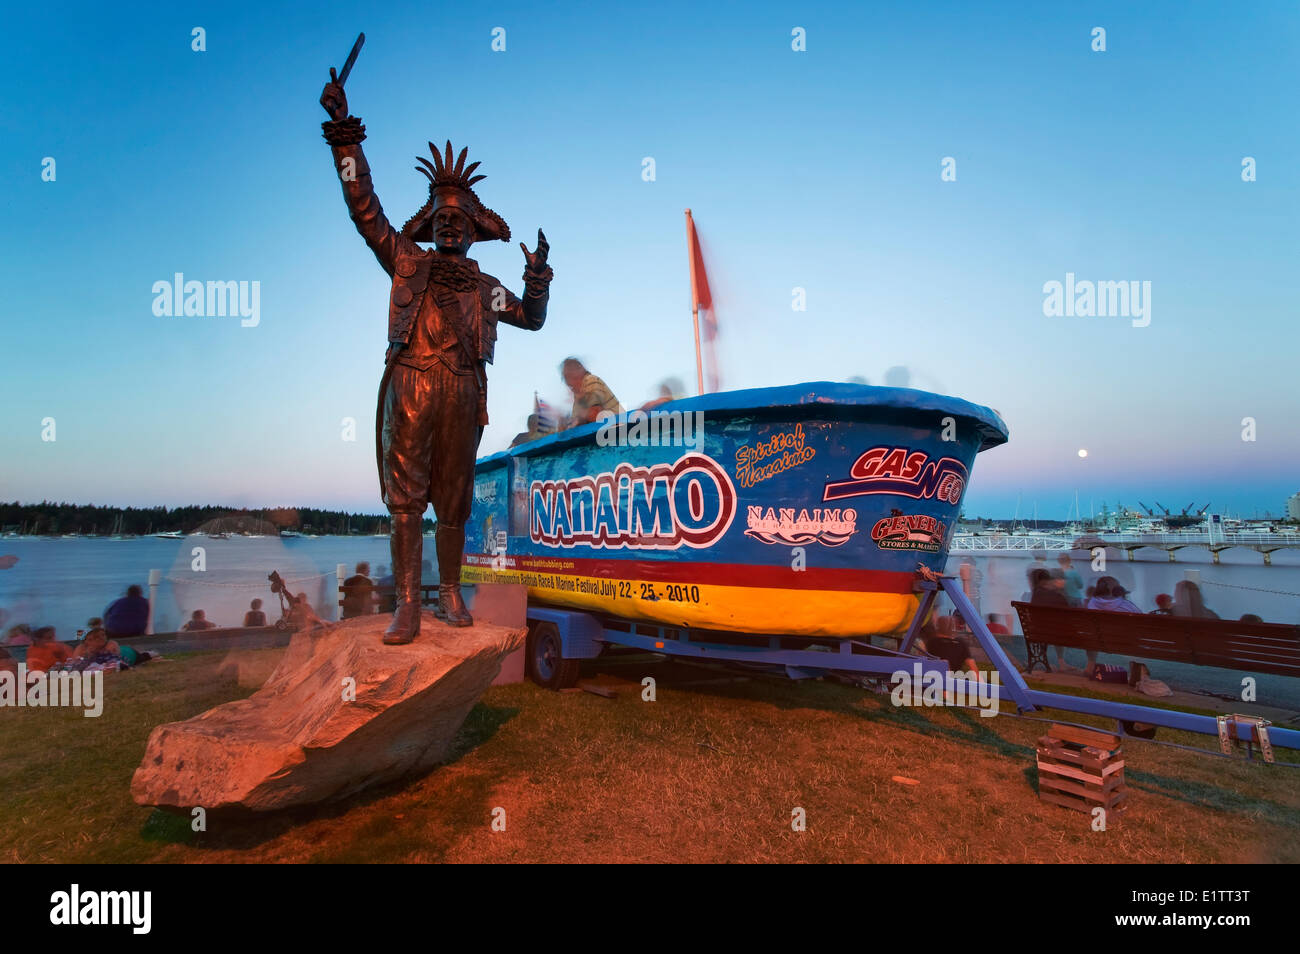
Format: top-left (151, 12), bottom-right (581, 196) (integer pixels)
top-left (464, 382), bottom-right (1007, 637)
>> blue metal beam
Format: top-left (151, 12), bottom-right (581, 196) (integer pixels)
top-left (939, 576), bottom-right (1036, 712)
top-left (1023, 690), bottom-right (1300, 750)
top-left (899, 583), bottom-right (937, 654)
top-left (579, 623), bottom-right (954, 679)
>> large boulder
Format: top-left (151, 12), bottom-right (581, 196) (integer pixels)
top-left (131, 611), bottom-right (525, 812)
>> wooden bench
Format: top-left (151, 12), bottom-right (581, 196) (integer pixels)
top-left (338, 584), bottom-right (438, 615)
top-left (1011, 602), bottom-right (1300, 677)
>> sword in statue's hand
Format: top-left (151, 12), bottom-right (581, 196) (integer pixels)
top-left (322, 32), bottom-right (365, 120)
top-left (334, 32), bottom-right (365, 87)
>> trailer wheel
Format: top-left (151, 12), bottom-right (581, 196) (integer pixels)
top-left (527, 620), bottom-right (580, 690)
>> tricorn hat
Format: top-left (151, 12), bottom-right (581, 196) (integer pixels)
top-left (401, 140), bottom-right (511, 244)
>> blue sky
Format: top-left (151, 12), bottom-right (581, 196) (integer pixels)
top-left (3, 0), bottom-right (1297, 518)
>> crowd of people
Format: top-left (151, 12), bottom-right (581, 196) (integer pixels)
top-left (1015, 551), bottom-right (1259, 686)
top-left (2, 618), bottom-right (152, 675)
top-left (2, 583), bottom-right (161, 674)
top-left (923, 553), bottom-right (1273, 697)
top-left (0, 576), bottom-right (338, 672)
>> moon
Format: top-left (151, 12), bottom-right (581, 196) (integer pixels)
top-left (1077, 449), bottom-right (1088, 459)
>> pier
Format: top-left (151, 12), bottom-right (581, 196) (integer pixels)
top-left (951, 531), bottom-right (1300, 565)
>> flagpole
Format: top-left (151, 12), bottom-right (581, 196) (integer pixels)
top-left (685, 209), bottom-right (705, 395)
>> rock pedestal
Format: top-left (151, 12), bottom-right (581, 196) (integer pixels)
top-left (131, 611), bottom-right (525, 812)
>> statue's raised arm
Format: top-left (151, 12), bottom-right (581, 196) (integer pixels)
top-left (320, 71), bottom-right (402, 276)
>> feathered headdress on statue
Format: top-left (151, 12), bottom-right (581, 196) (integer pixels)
top-left (401, 140), bottom-right (511, 244)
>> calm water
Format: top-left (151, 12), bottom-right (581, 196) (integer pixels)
top-left (0, 536), bottom-right (422, 637)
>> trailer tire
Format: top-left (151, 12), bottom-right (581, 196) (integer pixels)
top-left (527, 620), bottom-right (580, 690)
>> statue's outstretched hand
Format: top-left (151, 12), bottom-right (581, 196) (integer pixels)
top-left (521, 229), bottom-right (552, 281)
top-left (320, 68), bottom-right (349, 120)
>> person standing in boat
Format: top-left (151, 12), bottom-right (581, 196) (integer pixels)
top-left (510, 412), bottom-right (554, 447)
top-left (640, 376), bottom-right (686, 411)
top-left (320, 74), bottom-right (552, 643)
top-left (561, 357), bottom-right (624, 427)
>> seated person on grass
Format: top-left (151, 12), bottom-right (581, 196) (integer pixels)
top-left (181, 609), bottom-right (219, 632)
top-left (72, 627), bottom-right (121, 661)
top-left (919, 617), bottom-right (981, 678)
top-left (26, 627), bottom-right (71, 672)
top-left (289, 593), bottom-right (327, 632)
top-left (243, 599), bottom-right (268, 628)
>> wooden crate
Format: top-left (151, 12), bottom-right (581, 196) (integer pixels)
top-left (1036, 723), bottom-right (1127, 816)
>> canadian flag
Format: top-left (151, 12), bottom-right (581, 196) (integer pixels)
top-left (533, 392), bottom-right (559, 432)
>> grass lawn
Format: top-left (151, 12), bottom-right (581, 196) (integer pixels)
top-left (3, 648), bottom-right (1299, 863)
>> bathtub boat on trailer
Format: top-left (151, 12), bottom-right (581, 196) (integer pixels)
top-left (464, 381), bottom-right (1007, 637)
top-left (462, 380), bottom-right (1300, 759)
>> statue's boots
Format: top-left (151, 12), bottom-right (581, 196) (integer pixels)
top-left (383, 513), bottom-right (424, 645)
top-left (438, 584), bottom-right (472, 627)
top-left (436, 524), bottom-right (473, 628)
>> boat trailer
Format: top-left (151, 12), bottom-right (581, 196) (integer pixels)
top-left (521, 570), bottom-right (1300, 762)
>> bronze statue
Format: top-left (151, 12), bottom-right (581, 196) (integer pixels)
top-left (320, 49), bottom-right (551, 645)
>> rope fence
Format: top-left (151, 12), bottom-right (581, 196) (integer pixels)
top-left (155, 569), bottom-right (343, 631)
top-left (159, 572), bottom-right (331, 587)
top-left (1199, 579), bottom-right (1300, 599)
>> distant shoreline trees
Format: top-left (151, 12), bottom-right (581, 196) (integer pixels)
top-left (0, 502), bottom-right (434, 536)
